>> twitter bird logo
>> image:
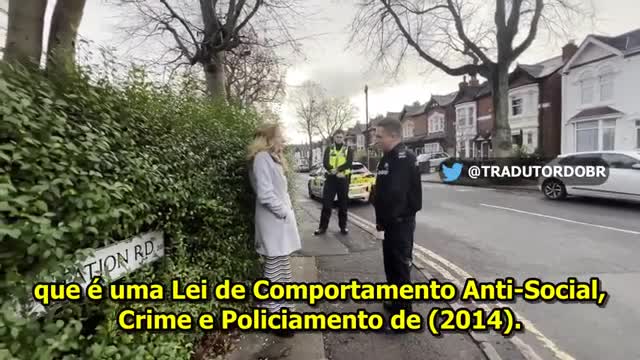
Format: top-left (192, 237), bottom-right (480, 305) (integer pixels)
top-left (441, 163), bottom-right (463, 182)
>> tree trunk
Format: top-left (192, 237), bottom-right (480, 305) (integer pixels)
top-left (3, 0), bottom-right (47, 66)
top-left (491, 66), bottom-right (513, 158)
top-left (46, 0), bottom-right (87, 71)
top-left (307, 133), bottom-right (313, 169)
top-left (203, 51), bottom-right (227, 101)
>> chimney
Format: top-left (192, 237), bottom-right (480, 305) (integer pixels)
top-left (469, 74), bottom-right (480, 86)
top-left (459, 75), bottom-right (468, 90)
top-left (562, 40), bottom-right (578, 62)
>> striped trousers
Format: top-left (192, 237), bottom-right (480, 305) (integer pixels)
top-left (260, 255), bottom-right (294, 313)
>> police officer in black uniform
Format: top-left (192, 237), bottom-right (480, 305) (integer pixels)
top-left (372, 117), bottom-right (422, 321)
top-left (314, 130), bottom-right (354, 235)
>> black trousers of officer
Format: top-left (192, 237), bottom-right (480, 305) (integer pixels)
top-left (382, 217), bottom-right (416, 313)
top-left (319, 175), bottom-right (349, 230)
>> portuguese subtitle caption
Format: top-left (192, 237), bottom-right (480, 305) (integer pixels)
top-left (32, 277), bottom-right (608, 336)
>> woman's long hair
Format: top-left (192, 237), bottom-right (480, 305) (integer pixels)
top-left (247, 122), bottom-right (286, 167)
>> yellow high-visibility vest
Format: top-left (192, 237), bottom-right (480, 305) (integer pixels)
top-left (329, 146), bottom-right (350, 175)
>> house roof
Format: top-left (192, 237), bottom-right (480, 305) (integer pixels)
top-left (386, 112), bottom-right (401, 120)
top-left (364, 115), bottom-right (384, 132)
top-left (454, 84), bottom-right (483, 105)
top-left (592, 28), bottom-right (640, 55)
top-left (569, 106), bottom-right (624, 120)
top-left (403, 103), bottom-right (425, 117)
top-left (431, 91), bottom-right (458, 107)
top-left (347, 123), bottom-right (365, 135)
top-left (518, 55), bottom-right (564, 78)
top-left (475, 81), bottom-right (492, 97)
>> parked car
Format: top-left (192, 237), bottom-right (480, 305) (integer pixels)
top-left (417, 152), bottom-right (450, 173)
top-left (538, 151), bottom-right (640, 202)
top-left (307, 162), bottom-right (376, 203)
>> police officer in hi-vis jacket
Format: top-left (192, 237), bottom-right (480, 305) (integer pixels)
top-left (314, 130), bottom-right (353, 235)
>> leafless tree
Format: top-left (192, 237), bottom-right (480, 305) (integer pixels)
top-left (115, 0), bottom-right (301, 101)
top-left (225, 39), bottom-right (287, 107)
top-left (315, 97), bottom-right (357, 144)
top-left (293, 80), bottom-right (325, 168)
top-left (351, 0), bottom-right (589, 157)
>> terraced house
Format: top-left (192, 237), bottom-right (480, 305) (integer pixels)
top-left (451, 42), bottom-right (576, 159)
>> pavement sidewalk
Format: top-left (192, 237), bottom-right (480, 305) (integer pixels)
top-left (221, 198), bottom-right (489, 360)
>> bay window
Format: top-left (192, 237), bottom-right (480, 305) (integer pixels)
top-left (575, 119), bottom-right (616, 152)
top-left (456, 104), bottom-right (475, 128)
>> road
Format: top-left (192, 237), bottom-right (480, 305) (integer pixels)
top-left (295, 173), bottom-right (640, 360)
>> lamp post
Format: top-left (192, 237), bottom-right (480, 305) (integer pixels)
top-left (364, 85), bottom-right (370, 167)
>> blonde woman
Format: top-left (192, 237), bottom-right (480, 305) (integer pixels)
top-left (247, 123), bottom-right (301, 337)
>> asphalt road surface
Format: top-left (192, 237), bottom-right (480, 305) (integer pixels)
top-left (296, 173), bottom-right (640, 360)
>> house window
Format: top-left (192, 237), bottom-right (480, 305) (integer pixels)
top-left (576, 120), bottom-right (598, 152)
top-left (424, 143), bottom-right (441, 154)
top-left (527, 132), bottom-right (533, 145)
top-left (429, 114), bottom-right (445, 133)
top-left (457, 108), bottom-right (468, 127)
top-left (459, 141), bottom-right (466, 158)
top-left (511, 97), bottom-right (523, 116)
top-left (512, 134), bottom-right (522, 147)
top-left (580, 71), bottom-right (594, 105)
top-left (599, 66), bottom-right (614, 102)
top-left (402, 121), bottom-right (414, 138)
top-left (467, 107), bottom-right (474, 126)
top-left (575, 119), bottom-right (616, 152)
top-left (602, 120), bottom-right (615, 150)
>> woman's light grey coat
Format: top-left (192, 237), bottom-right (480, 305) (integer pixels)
top-left (249, 151), bottom-right (301, 257)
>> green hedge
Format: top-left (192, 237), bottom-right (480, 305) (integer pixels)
top-left (0, 63), bottom-right (263, 359)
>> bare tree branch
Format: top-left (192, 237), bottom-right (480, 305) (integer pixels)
top-left (115, 0), bottom-right (301, 100)
top-left (378, 0), bottom-right (483, 76)
top-left (511, 0), bottom-right (544, 60)
top-left (445, 0), bottom-right (492, 65)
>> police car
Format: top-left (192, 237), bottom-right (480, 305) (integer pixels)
top-left (307, 162), bottom-right (376, 203)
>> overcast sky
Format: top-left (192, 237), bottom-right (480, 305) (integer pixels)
top-left (62, 0), bottom-right (640, 143)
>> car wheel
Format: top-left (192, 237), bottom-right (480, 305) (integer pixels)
top-left (542, 179), bottom-right (567, 200)
top-left (308, 182), bottom-right (315, 199)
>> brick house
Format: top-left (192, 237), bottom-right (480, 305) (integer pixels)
top-left (423, 91), bottom-right (458, 156)
top-left (345, 122), bottom-right (366, 150)
top-left (399, 102), bottom-right (428, 154)
top-left (505, 43), bottom-right (577, 158)
top-left (472, 82), bottom-right (494, 159)
top-left (461, 43), bottom-right (578, 159)
top-left (452, 77), bottom-right (483, 158)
